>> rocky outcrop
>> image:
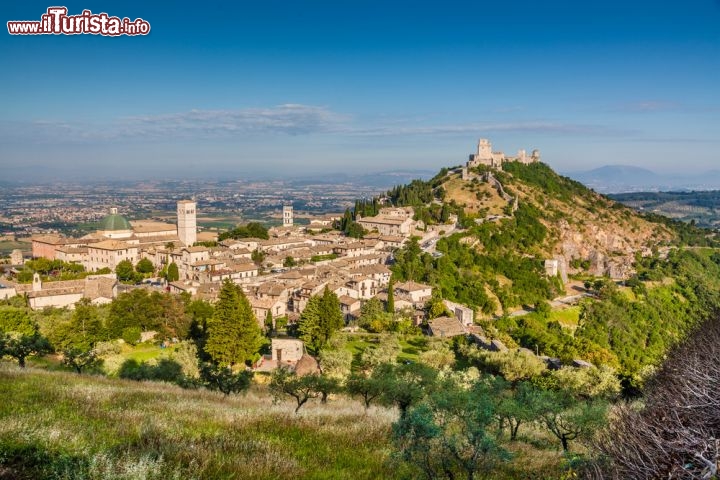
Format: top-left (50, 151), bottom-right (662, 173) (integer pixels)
top-left (554, 218), bottom-right (661, 279)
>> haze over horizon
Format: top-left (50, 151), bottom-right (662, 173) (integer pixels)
top-left (2, 1), bottom-right (719, 181)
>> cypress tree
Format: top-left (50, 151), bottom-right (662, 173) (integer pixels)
top-left (265, 309), bottom-right (274, 334)
top-left (299, 295), bottom-right (322, 353)
top-left (204, 280), bottom-right (263, 367)
top-left (319, 287), bottom-right (344, 346)
top-left (167, 262), bottom-right (180, 282)
top-left (386, 278), bottom-right (395, 313)
top-left (299, 287), bottom-right (344, 353)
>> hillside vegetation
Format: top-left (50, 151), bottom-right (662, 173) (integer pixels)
top-left (3, 162), bottom-right (720, 479)
top-left (459, 162), bottom-right (676, 266)
top-left (0, 365), bottom-right (402, 480)
top-left (386, 163), bottom-right (720, 378)
top-left (0, 364), bottom-right (586, 480)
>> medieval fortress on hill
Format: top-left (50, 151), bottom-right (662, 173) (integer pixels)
top-left (0, 135), bottom-right (652, 368)
top-left (467, 138), bottom-right (540, 170)
top-left (461, 138), bottom-right (540, 181)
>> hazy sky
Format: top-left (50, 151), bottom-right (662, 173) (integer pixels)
top-left (1, 1), bottom-right (719, 181)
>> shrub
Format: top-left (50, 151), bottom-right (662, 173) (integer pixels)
top-left (121, 327), bottom-right (142, 346)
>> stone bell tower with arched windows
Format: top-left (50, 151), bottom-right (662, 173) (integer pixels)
top-left (177, 200), bottom-right (197, 247)
top-left (283, 205), bottom-right (294, 227)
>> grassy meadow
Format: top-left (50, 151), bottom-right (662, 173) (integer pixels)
top-left (0, 362), bottom-right (573, 480)
top-left (0, 363), bottom-right (403, 480)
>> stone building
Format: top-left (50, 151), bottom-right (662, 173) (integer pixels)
top-left (427, 316), bottom-right (467, 338)
top-left (31, 234), bottom-right (78, 260)
top-left (177, 200), bottom-right (197, 247)
top-left (271, 338), bottom-right (304, 366)
top-left (467, 138), bottom-right (540, 170)
top-left (356, 214), bottom-right (414, 237)
top-left (31, 200), bottom-right (198, 271)
top-left (8, 273), bottom-right (118, 310)
top-left (443, 299), bottom-right (474, 326)
top-left (283, 205), bottom-right (294, 227)
top-left (85, 240), bottom-right (139, 272)
top-left (394, 281), bottom-right (433, 304)
top-left (96, 208), bottom-right (133, 239)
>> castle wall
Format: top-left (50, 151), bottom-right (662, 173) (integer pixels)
top-left (467, 139), bottom-right (539, 170)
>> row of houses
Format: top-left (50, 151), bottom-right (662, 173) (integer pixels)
top-left (13, 204), bottom-right (475, 340)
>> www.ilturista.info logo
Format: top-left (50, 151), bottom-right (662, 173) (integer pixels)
top-left (7, 7), bottom-right (150, 36)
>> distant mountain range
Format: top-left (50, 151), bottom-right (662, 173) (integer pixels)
top-left (564, 165), bottom-right (720, 194)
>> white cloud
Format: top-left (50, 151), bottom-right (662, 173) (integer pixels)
top-left (0, 104), bottom-right (348, 144)
top-left (346, 121), bottom-right (633, 137)
top-left (0, 104), bottom-right (633, 144)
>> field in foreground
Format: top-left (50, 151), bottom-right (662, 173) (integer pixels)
top-left (0, 363), bottom-right (573, 479)
top-left (0, 364), bottom-right (402, 480)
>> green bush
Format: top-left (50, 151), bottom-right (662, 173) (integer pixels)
top-left (117, 358), bottom-right (186, 384)
top-left (121, 327), bottom-right (142, 346)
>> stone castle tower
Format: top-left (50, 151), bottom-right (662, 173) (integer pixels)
top-left (283, 205), bottom-right (294, 227)
top-left (476, 138), bottom-right (492, 160)
top-left (177, 200), bottom-right (197, 247)
top-left (467, 138), bottom-right (540, 170)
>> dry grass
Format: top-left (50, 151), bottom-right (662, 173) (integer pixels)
top-left (442, 175), bottom-right (508, 216)
top-left (0, 363), bottom-right (575, 479)
top-left (0, 364), bottom-right (404, 480)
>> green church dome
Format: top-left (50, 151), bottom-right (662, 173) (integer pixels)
top-left (98, 208), bottom-right (132, 231)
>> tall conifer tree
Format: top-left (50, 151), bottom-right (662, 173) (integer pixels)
top-left (204, 280), bottom-right (263, 367)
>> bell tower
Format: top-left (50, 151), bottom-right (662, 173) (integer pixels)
top-left (283, 205), bottom-right (294, 227)
top-left (177, 200), bottom-right (197, 247)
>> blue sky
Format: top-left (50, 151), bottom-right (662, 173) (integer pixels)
top-left (1, 0), bottom-right (719, 180)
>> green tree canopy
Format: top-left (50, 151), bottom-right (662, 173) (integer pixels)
top-left (64, 299), bottom-right (105, 350)
top-left (200, 362), bottom-right (252, 396)
top-left (62, 346), bottom-right (100, 374)
top-left (136, 258), bottom-right (154, 274)
top-left (269, 368), bottom-right (319, 413)
top-left (378, 362), bottom-right (439, 417)
top-left (386, 278), bottom-right (395, 313)
top-left (108, 289), bottom-right (162, 338)
top-left (204, 280), bottom-right (263, 367)
top-left (1, 332), bottom-right (51, 368)
top-left (298, 287), bottom-right (344, 354)
top-left (218, 222), bottom-right (269, 241)
top-left (393, 376), bottom-right (510, 479)
top-left (166, 262), bottom-right (180, 282)
top-left (115, 260), bottom-right (136, 282)
top-left (0, 307), bottom-right (36, 336)
top-left (537, 389), bottom-right (607, 451)
top-left (318, 336), bottom-right (353, 380)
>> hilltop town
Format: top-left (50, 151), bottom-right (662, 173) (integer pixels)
top-left (0, 140), bottom-right (672, 306)
top-left (1, 138), bottom-right (683, 371)
top-left (2, 138), bottom-right (718, 480)
top-left (0, 140), bottom-right (549, 363)
top-left (0, 173), bottom-right (463, 359)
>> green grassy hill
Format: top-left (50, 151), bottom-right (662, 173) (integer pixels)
top-left (0, 364), bottom-right (401, 480)
top-left (0, 364), bottom-right (576, 480)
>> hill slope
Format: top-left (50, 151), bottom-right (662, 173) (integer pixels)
top-left (0, 364), bottom-right (401, 480)
top-left (402, 162), bottom-right (679, 278)
top-left (493, 162), bottom-right (674, 277)
top-left (382, 161), bottom-right (698, 316)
